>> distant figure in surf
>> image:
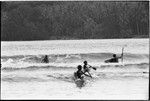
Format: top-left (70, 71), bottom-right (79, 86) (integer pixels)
top-left (42, 55), bottom-right (49, 63)
top-left (105, 54), bottom-right (123, 63)
top-left (74, 65), bottom-right (91, 79)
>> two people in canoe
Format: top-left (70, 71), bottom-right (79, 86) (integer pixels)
top-left (74, 61), bottom-right (96, 79)
top-left (74, 65), bottom-right (91, 80)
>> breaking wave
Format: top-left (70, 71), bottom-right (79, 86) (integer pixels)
top-left (1, 52), bottom-right (149, 83)
top-left (1, 52), bottom-right (149, 68)
top-left (2, 70), bottom-right (148, 83)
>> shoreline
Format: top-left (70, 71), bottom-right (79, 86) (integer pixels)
top-left (1, 37), bottom-right (149, 42)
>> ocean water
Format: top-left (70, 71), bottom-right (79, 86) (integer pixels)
top-left (1, 38), bottom-right (149, 100)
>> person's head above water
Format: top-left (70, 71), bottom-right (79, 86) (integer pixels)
top-left (83, 61), bottom-right (87, 65)
top-left (113, 54), bottom-right (116, 58)
top-left (77, 65), bottom-right (82, 70)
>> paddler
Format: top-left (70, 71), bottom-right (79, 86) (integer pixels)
top-left (105, 54), bottom-right (123, 63)
top-left (83, 61), bottom-right (96, 78)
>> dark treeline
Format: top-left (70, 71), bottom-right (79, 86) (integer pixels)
top-left (1, 1), bottom-right (149, 41)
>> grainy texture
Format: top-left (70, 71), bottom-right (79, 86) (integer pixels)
top-left (1, 1), bottom-right (149, 41)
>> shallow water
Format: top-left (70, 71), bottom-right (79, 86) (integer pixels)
top-left (1, 77), bottom-right (148, 100)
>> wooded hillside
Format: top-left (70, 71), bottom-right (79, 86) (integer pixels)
top-left (1, 1), bottom-right (149, 41)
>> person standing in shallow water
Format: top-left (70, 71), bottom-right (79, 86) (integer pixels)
top-left (42, 55), bottom-right (49, 63)
top-left (105, 54), bottom-right (123, 63)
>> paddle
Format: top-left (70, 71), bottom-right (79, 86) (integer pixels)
top-left (121, 45), bottom-right (127, 63)
top-left (87, 65), bottom-right (97, 78)
top-left (89, 65), bottom-right (97, 70)
top-left (121, 47), bottom-right (124, 63)
top-left (91, 67), bottom-right (97, 70)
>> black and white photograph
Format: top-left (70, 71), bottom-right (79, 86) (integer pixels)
top-left (1, 0), bottom-right (149, 100)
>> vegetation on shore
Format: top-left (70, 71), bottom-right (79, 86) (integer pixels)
top-left (1, 1), bottom-right (149, 41)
